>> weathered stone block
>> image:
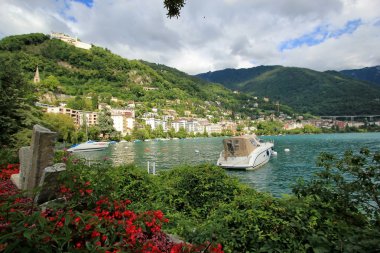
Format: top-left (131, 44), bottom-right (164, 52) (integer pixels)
top-left (19, 146), bottom-right (31, 190)
top-left (35, 163), bottom-right (66, 204)
top-left (25, 125), bottom-right (57, 192)
top-left (10, 174), bottom-right (21, 189)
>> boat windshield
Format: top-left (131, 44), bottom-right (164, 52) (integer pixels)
top-left (223, 137), bottom-right (255, 157)
top-left (250, 137), bottom-right (260, 146)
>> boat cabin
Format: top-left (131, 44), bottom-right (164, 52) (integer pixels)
top-left (222, 135), bottom-right (261, 158)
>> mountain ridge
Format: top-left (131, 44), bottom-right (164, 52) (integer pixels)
top-left (339, 66), bottom-right (380, 87)
top-left (196, 65), bottom-right (380, 115)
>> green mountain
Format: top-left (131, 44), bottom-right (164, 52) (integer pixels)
top-left (340, 66), bottom-right (380, 87)
top-left (196, 65), bottom-right (280, 90)
top-left (0, 33), bottom-right (274, 119)
top-left (197, 66), bottom-right (380, 115)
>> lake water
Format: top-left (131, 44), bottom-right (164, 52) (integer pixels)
top-left (76, 133), bottom-right (380, 197)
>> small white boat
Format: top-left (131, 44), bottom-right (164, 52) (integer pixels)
top-left (67, 140), bottom-right (110, 152)
top-left (217, 135), bottom-right (274, 170)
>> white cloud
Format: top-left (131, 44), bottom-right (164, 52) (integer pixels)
top-left (0, 0), bottom-right (379, 74)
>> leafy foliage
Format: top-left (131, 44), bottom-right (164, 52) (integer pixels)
top-left (98, 107), bottom-right (116, 138)
top-left (293, 148), bottom-right (380, 222)
top-left (2, 147), bottom-right (380, 252)
top-left (164, 0), bottom-right (186, 18)
top-left (0, 160), bottom-right (223, 253)
top-left (42, 113), bottom-right (77, 142)
top-left (0, 33), bottom-right (49, 51)
top-left (0, 53), bottom-right (41, 146)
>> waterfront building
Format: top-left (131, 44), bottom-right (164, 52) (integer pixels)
top-left (204, 123), bottom-right (223, 134)
top-left (171, 120), bottom-right (187, 132)
top-left (283, 121), bottom-right (304, 130)
top-left (145, 118), bottom-right (167, 131)
top-left (45, 106), bottom-right (98, 127)
top-left (185, 120), bottom-right (203, 134)
top-left (111, 108), bottom-right (135, 136)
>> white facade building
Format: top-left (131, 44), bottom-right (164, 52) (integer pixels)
top-left (171, 120), bottom-right (187, 132)
top-left (145, 118), bottom-right (167, 131)
top-left (204, 124), bottom-right (223, 134)
top-left (50, 32), bottom-right (92, 50)
top-left (111, 115), bottom-right (124, 133)
top-left (111, 108), bottom-right (135, 136)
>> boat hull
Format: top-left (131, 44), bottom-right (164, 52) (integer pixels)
top-left (217, 142), bottom-right (274, 170)
top-left (67, 141), bottom-right (110, 152)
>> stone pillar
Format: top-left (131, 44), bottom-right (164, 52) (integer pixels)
top-left (24, 125), bottom-right (57, 192)
top-left (19, 146), bottom-right (31, 190)
top-left (35, 163), bottom-right (66, 204)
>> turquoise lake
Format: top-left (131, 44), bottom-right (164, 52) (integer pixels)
top-left (76, 133), bottom-right (380, 197)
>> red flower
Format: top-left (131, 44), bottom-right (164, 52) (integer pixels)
top-left (211, 244), bottom-right (224, 253)
top-left (91, 230), bottom-right (100, 238)
top-left (153, 210), bottom-right (164, 220)
top-left (74, 217), bottom-right (81, 224)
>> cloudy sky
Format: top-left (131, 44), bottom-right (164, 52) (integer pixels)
top-left (1, 0), bottom-right (379, 74)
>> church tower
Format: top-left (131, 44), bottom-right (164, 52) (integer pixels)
top-left (33, 66), bottom-right (40, 84)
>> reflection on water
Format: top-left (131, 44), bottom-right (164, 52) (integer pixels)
top-left (74, 133), bottom-right (380, 197)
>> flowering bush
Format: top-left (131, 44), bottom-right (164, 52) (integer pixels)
top-left (0, 162), bottom-right (224, 253)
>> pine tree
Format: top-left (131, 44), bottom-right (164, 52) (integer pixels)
top-left (0, 53), bottom-right (39, 146)
top-left (97, 107), bottom-right (115, 139)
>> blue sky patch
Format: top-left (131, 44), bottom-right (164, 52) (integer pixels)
top-left (279, 19), bottom-right (362, 51)
top-left (73, 0), bottom-right (93, 8)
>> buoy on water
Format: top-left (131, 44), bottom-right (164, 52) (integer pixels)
top-left (284, 148), bottom-right (290, 152)
top-left (272, 151), bottom-right (278, 156)
top-left (195, 149), bottom-right (199, 153)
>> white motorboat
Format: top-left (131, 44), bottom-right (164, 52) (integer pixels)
top-left (67, 140), bottom-right (110, 152)
top-left (217, 135), bottom-right (274, 170)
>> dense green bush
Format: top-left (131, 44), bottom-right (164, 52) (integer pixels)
top-left (75, 152), bottom-right (380, 252)
top-left (153, 165), bottom-right (241, 218)
top-left (4, 148), bottom-right (379, 252)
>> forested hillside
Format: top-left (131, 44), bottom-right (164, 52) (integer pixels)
top-left (196, 65), bottom-right (280, 90)
top-left (340, 66), bottom-right (380, 87)
top-left (0, 33), bottom-right (274, 118)
top-left (197, 66), bottom-right (380, 115)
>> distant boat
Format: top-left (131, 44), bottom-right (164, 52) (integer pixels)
top-left (67, 140), bottom-right (110, 152)
top-left (217, 135), bottom-right (274, 170)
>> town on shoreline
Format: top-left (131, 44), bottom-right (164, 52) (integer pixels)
top-left (36, 98), bottom-right (380, 144)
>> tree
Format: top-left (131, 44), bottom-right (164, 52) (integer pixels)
top-left (293, 148), bottom-right (380, 221)
top-left (176, 127), bottom-right (187, 139)
top-left (0, 53), bottom-right (39, 146)
top-left (43, 75), bottom-right (60, 92)
top-left (91, 94), bottom-right (99, 110)
top-left (164, 0), bottom-right (186, 18)
top-left (132, 128), bottom-right (150, 141)
top-left (67, 96), bottom-right (92, 111)
top-left (88, 125), bottom-right (100, 140)
top-left (98, 107), bottom-right (115, 139)
top-left (153, 125), bottom-right (165, 138)
top-left (42, 113), bottom-right (76, 143)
